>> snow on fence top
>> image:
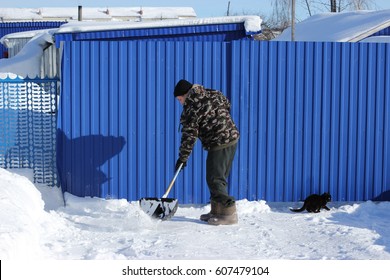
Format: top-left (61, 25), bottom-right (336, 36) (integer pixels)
top-left (55, 16), bottom-right (262, 34)
top-left (52, 15), bottom-right (262, 46)
top-left (0, 16), bottom-right (262, 44)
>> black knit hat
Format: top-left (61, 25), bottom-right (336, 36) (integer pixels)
top-left (174, 79), bottom-right (193, 97)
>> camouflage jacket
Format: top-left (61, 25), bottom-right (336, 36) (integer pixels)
top-left (178, 85), bottom-right (240, 163)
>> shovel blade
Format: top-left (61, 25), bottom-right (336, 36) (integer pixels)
top-left (139, 197), bottom-right (179, 220)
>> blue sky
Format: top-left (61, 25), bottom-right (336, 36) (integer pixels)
top-left (1, 0), bottom-right (390, 21)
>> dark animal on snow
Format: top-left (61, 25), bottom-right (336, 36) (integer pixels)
top-left (290, 193), bottom-right (331, 213)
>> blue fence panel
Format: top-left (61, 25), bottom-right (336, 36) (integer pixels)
top-left (58, 41), bottom-right (227, 202)
top-left (57, 40), bottom-right (390, 203)
top-left (240, 41), bottom-right (390, 202)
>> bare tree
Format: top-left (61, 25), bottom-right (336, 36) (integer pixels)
top-left (331, 0), bottom-right (337, 12)
top-left (270, 0), bottom-right (374, 22)
top-left (269, 0), bottom-right (291, 29)
top-left (351, 0), bottom-right (373, 10)
top-left (303, 0), bottom-right (313, 16)
top-left (305, 0), bottom-right (373, 14)
top-left (258, 0), bottom-right (374, 40)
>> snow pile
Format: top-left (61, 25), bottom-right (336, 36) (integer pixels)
top-left (0, 167), bottom-right (389, 260)
top-left (0, 168), bottom-right (48, 259)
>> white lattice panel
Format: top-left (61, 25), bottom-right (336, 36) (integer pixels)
top-left (0, 76), bottom-right (58, 187)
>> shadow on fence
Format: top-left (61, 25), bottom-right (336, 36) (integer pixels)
top-left (56, 130), bottom-right (126, 197)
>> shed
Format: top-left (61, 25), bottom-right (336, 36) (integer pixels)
top-left (273, 9), bottom-right (390, 42)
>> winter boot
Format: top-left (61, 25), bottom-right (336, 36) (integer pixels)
top-left (207, 201), bottom-right (238, 225)
top-left (200, 200), bottom-right (218, 222)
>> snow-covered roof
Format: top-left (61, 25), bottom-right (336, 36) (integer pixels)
top-left (0, 7), bottom-right (197, 22)
top-left (54, 16), bottom-right (262, 34)
top-left (53, 16), bottom-right (261, 46)
top-left (274, 9), bottom-right (390, 42)
top-left (1, 16), bottom-right (262, 44)
top-left (1, 29), bottom-right (56, 43)
top-left (1, 16), bottom-right (262, 48)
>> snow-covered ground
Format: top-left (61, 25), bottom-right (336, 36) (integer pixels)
top-left (6, 14), bottom-right (389, 260)
top-left (1, 13), bottom-right (389, 278)
top-left (1, 167), bottom-right (389, 261)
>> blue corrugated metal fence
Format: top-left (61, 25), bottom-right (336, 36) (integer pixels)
top-left (57, 40), bottom-right (390, 203)
top-left (231, 41), bottom-right (390, 202)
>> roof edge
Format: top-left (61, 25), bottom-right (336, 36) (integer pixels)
top-left (348, 20), bottom-right (390, 42)
top-left (55, 16), bottom-right (262, 35)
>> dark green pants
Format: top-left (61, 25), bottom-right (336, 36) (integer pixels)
top-left (206, 143), bottom-right (237, 206)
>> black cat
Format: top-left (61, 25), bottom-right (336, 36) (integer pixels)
top-left (290, 193), bottom-right (331, 213)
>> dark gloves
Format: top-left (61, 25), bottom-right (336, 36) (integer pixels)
top-left (175, 159), bottom-right (187, 171)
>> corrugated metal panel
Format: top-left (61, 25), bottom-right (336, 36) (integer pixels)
top-left (0, 21), bottom-right (65, 58)
top-left (231, 41), bottom-right (390, 202)
top-left (57, 40), bottom-right (390, 203)
top-left (5, 38), bottom-right (30, 57)
top-left (57, 40), bottom-right (230, 203)
top-left (7, 41), bottom-right (61, 78)
top-left (40, 44), bottom-right (61, 78)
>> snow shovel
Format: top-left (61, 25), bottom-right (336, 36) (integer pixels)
top-left (139, 163), bottom-right (183, 220)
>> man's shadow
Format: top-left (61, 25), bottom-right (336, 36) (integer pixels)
top-left (56, 129), bottom-right (126, 198)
